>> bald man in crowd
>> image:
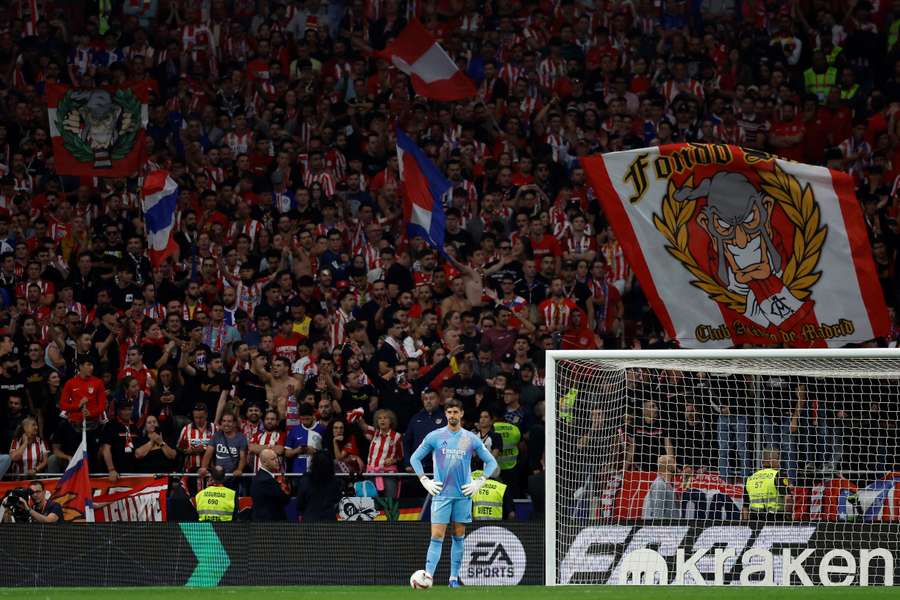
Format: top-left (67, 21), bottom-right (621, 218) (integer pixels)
top-left (642, 455), bottom-right (681, 520)
top-left (250, 448), bottom-right (290, 521)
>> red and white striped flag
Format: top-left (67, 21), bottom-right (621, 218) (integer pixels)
top-left (375, 19), bottom-right (475, 101)
top-left (582, 144), bottom-right (890, 348)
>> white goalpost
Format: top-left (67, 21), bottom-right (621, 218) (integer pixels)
top-left (544, 348), bottom-right (900, 587)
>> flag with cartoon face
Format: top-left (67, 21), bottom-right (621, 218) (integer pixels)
top-left (47, 83), bottom-right (149, 177)
top-left (582, 144), bottom-right (889, 348)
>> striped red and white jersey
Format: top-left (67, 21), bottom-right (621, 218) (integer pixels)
top-left (498, 64), bottom-right (521, 87)
top-left (230, 219), bottom-right (264, 245)
top-left (221, 35), bottom-right (251, 65)
top-left (205, 166), bottom-right (225, 186)
top-left (314, 221), bottom-right (347, 240)
top-left (66, 301), bottom-right (89, 323)
top-left (360, 244), bottom-right (382, 271)
top-left (447, 179), bottom-right (478, 212)
top-left (225, 130), bottom-right (253, 155)
top-left (143, 303), bottom-right (166, 322)
top-left (177, 421), bottom-right (217, 470)
top-left (232, 279), bottom-right (264, 317)
top-left (73, 201), bottom-right (99, 227)
top-left (330, 308), bottom-right (352, 352)
top-left (14, 173), bottom-right (33, 195)
top-left (715, 123), bottom-right (745, 146)
top-left (443, 124), bottom-right (462, 147)
top-left (241, 418), bottom-right (264, 444)
top-left (181, 24), bottom-right (215, 55)
top-left (349, 222), bottom-right (367, 255)
top-left (518, 95), bottom-right (542, 118)
top-left (561, 230), bottom-right (597, 256)
top-left (16, 278), bottom-right (53, 300)
top-left (459, 12), bottom-right (481, 34)
top-left (123, 42), bottom-right (156, 64)
top-left (538, 298), bottom-right (578, 331)
top-left (249, 430), bottom-right (286, 472)
top-left (636, 16), bottom-right (656, 36)
top-left (662, 79), bottom-right (704, 105)
top-left (303, 170), bottom-right (336, 197)
top-left (10, 436), bottom-right (48, 474)
top-left (325, 149), bottom-right (347, 181)
top-left (521, 24), bottom-right (549, 48)
top-left (367, 430), bottom-right (403, 470)
top-left (602, 240), bottom-right (631, 283)
top-left (544, 132), bottom-right (569, 163)
top-left (537, 58), bottom-right (566, 89)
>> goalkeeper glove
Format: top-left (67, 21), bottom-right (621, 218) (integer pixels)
top-left (420, 476), bottom-right (443, 496)
top-left (462, 477), bottom-right (486, 497)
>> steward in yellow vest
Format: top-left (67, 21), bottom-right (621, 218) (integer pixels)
top-left (471, 470), bottom-right (512, 520)
top-left (195, 465), bottom-right (237, 522)
top-left (492, 420), bottom-right (521, 471)
top-left (742, 449), bottom-right (792, 521)
top-left (804, 50), bottom-right (837, 104)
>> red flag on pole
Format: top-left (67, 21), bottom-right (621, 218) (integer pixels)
top-left (375, 19), bottom-right (476, 101)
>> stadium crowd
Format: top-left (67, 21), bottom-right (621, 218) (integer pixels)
top-left (0, 0), bottom-right (898, 514)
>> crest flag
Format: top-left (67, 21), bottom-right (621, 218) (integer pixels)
top-left (582, 144), bottom-right (889, 348)
top-left (47, 83), bottom-right (149, 177)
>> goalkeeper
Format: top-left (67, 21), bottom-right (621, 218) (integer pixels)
top-left (411, 398), bottom-right (499, 588)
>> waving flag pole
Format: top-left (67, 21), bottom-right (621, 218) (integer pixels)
top-left (141, 171), bottom-right (180, 267)
top-left (52, 420), bottom-right (95, 522)
top-left (396, 129), bottom-right (450, 255)
top-left (375, 19), bottom-right (476, 101)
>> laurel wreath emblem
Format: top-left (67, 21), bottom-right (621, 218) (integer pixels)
top-left (651, 163), bottom-right (828, 314)
top-left (56, 89), bottom-right (142, 163)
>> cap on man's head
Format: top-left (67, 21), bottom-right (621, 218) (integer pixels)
top-left (501, 352), bottom-right (515, 363)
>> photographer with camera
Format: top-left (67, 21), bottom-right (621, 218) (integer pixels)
top-left (3, 481), bottom-right (62, 523)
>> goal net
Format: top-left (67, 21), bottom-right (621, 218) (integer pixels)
top-left (545, 349), bottom-right (900, 586)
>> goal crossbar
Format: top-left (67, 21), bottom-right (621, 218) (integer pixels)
top-left (544, 347), bottom-right (900, 586)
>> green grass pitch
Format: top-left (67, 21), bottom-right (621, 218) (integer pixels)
top-left (0, 587), bottom-right (897, 599)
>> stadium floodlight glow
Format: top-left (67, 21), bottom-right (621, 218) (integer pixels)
top-left (545, 348), bottom-right (900, 587)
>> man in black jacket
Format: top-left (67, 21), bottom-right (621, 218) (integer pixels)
top-left (251, 448), bottom-right (289, 521)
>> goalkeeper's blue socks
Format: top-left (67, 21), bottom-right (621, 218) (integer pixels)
top-left (425, 537), bottom-right (443, 576)
top-left (450, 535), bottom-right (465, 581)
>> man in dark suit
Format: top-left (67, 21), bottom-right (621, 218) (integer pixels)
top-left (251, 448), bottom-right (289, 521)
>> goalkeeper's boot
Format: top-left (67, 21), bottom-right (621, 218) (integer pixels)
top-left (448, 579), bottom-right (464, 588)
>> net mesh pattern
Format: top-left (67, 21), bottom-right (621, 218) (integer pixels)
top-left (551, 355), bottom-right (900, 585)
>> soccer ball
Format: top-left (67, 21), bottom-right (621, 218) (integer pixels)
top-left (409, 570), bottom-right (433, 589)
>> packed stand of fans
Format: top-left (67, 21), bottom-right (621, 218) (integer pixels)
top-left (0, 0), bottom-right (898, 511)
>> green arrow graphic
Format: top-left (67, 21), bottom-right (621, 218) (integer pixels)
top-left (179, 522), bottom-right (230, 587)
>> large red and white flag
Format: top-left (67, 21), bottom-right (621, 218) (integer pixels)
top-left (582, 145), bottom-right (889, 348)
top-left (47, 83), bottom-right (149, 177)
top-left (375, 19), bottom-right (475, 101)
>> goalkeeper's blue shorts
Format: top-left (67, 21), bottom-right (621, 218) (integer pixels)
top-left (431, 496), bottom-right (472, 524)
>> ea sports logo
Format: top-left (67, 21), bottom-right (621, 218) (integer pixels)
top-left (460, 526), bottom-right (526, 586)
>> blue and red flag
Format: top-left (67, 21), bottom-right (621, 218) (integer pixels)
top-left (141, 170), bottom-right (180, 267)
top-left (52, 430), bottom-right (95, 522)
top-left (396, 129), bottom-right (449, 254)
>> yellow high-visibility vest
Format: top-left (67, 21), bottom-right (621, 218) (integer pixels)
top-left (745, 468), bottom-right (784, 513)
top-left (473, 479), bottom-right (507, 520)
top-left (840, 84), bottom-right (859, 100)
top-left (493, 422), bottom-right (520, 471)
top-left (195, 485), bottom-right (236, 522)
top-left (804, 67), bottom-right (837, 103)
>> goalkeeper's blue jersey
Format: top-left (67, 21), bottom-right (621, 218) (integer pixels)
top-left (410, 426), bottom-right (498, 498)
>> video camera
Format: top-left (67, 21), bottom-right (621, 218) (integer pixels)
top-left (1, 488), bottom-right (33, 522)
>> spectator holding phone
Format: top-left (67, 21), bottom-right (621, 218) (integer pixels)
top-left (285, 404), bottom-right (323, 479)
